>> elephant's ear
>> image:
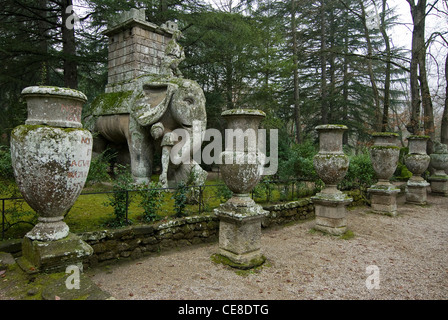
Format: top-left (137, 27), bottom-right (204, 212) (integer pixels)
top-left (133, 82), bottom-right (178, 126)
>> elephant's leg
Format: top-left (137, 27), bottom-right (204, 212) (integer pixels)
top-left (159, 145), bottom-right (171, 188)
top-left (128, 117), bottom-right (153, 184)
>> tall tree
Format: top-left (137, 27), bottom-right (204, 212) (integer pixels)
top-left (406, 0), bottom-right (437, 146)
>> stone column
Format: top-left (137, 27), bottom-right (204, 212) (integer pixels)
top-left (405, 136), bottom-right (431, 205)
top-left (367, 133), bottom-right (401, 216)
top-left (311, 125), bottom-right (352, 235)
top-left (11, 86), bottom-right (93, 273)
top-left (214, 109), bottom-right (267, 269)
top-left (428, 142), bottom-right (448, 196)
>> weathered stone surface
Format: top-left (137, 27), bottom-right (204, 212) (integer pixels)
top-left (428, 142), bottom-right (448, 196)
top-left (311, 124), bottom-right (352, 235)
top-left (89, 12), bottom-right (207, 187)
top-left (20, 233), bottom-right (93, 273)
top-left (405, 136), bottom-right (431, 205)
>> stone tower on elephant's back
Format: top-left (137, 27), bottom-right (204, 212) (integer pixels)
top-left (104, 8), bottom-right (177, 93)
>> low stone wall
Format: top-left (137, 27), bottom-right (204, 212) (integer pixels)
top-left (1, 199), bottom-right (315, 267)
top-left (80, 216), bottom-right (219, 268)
top-left (262, 198), bottom-right (315, 227)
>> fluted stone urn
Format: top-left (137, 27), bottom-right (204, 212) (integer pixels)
top-left (214, 109), bottom-right (267, 269)
top-left (11, 86), bottom-right (93, 273)
top-left (367, 132), bottom-right (401, 216)
top-left (405, 135), bottom-right (431, 205)
top-left (311, 125), bottom-right (352, 235)
top-left (428, 142), bottom-right (448, 196)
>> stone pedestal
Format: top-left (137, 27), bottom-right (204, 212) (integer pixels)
top-left (429, 176), bottom-right (448, 196)
top-left (215, 200), bottom-right (267, 269)
top-left (406, 179), bottom-right (430, 205)
top-left (368, 132), bottom-right (401, 216)
top-left (18, 233), bottom-right (93, 273)
top-left (367, 184), bottom-right (400, 216)
top-left (311, 125), bottom-right (352, 235)
top-left (404, 136), bottom-right (430, 205)
top-left (11, 86), bottom-right (94, 274)
top-left (428, 142), bottom-right (448, 196)
top-left (312, 193), bottom-right (352, 235)
top-left (215, 109), bottom-right (267, 269)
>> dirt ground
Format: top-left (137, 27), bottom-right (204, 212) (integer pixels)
top-left (86, 194), bottom-right (448, 300)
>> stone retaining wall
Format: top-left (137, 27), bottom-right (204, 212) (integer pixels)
top-left (1, 199), bottom-right (315, 267)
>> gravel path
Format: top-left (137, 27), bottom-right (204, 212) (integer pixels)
top-left (87, 194), bottom-right (448, 300)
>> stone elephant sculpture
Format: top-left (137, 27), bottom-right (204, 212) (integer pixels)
top-left (87, 75), bottom-right (207, 188)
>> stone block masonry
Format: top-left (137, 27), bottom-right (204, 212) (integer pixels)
top-left (0, 199), bottom-right (315, 266)
top-left (103, 9), bottom-right (175, 93)
top-left (79, 200), bottom-right (315, 267)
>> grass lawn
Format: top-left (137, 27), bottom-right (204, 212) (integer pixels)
top-left (1, 176), bottom-right (317, 240)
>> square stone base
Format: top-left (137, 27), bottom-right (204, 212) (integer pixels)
top-left (429, 178), bottom-right (448, 196)
top-left (215, 209), bottom-right (265, 269)
top-left (368, 187), bottom-right (400, 216)
top-left (311, 196), bottom-right (352, 236)
top-left (406, 184), bottom-right (429, 205)
top-left (18, 233), bottom-right (93, 274)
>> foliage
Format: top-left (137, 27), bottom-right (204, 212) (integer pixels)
top-left (215, 183), bottom-right (233, 202)
top-left (103, 165), bottom-right (134, 227)
top-left (172, 180), bottom-right (188, 218)
top-left (86, 149), bottom-right (115, 185)
top-left (339, 149), bottom-right (376, 192)
top-left (138, 181), bottom-right (163, 223)
top-left (0, 146), bottom-right (14, 181)
top-left (393, 147), bottom-right (413, 181)
top-left (277, 138), bottom-right (318, 180)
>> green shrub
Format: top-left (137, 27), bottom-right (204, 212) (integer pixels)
top-left (173, 181), bottom-right (188, 218)
top-left (393, 147), bottom-right (412, 181)
top-left (340, 150), bottom-right (376, 192)
top-left (86, 149), bottom-right (115, 185)
top-left (138, 181), bottom-right (163, 222)
top-left (216, 183), bottom-right (232, 202)
top-left (103, 165), bottom-right (134, 227)
top-left (0, 145), bottom-right (14, 181)
top-left (278, 139), bottom-right (318, 180)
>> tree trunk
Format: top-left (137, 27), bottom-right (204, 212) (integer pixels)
top-left (320, 0), bottom-right (328, 125)
top-left (380, 0), bottom-right (391, 132)
top-left (61, 0), bottom-right (78, 89)
top-left (37, 0), bottom-right (49, 86)
top-left (406, 0), bottom-right (426, 135)
top-left (441, 52), bottom-right (448, 145)
top-left (360, 1), bottom-right (382, 132)
top-left (292, 0), bottom-right (301, 143)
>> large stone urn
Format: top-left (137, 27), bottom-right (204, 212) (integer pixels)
top-left (311, 125), bottom-right (352, 235)
top-left (428, 141), bottom-right (448, 196)
top-left (404, 135), bottom-right (430, 205)
top-left (367, 132), bottom-right (401, 216)
top-left (214, 109), bottom-right (267, 269)
top-left (11, 86), bottom-right (93, 273)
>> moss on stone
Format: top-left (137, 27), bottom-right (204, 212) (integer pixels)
top-left (370, 145), bottom-right (401, 150)
top-left (90, 90), bottom-right (133, 115)
top-left (371, 132), bottom-right (399, 137)
top-left (210, 253), bottom-right (266, 270)
top-left (408, 135), bottom-right (430, 140)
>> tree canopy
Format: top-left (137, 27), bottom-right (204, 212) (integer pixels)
top-left (0, 0), bottom-right (447, 151)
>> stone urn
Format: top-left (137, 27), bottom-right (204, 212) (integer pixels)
top-left (428, 141), bottom-right (448, 196)
top-left (367, 132), bottom-right (401, 216)
top-left (10, 86), bottom-right (93, 272)
top-left (404, 135), bottom-right (431, 204)
top-left (311, 125), bottom-right (352, 235)
top-left (214, 109), bottom-right (268, 269)
top-left (219, 109), bottom-right (267, 209)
